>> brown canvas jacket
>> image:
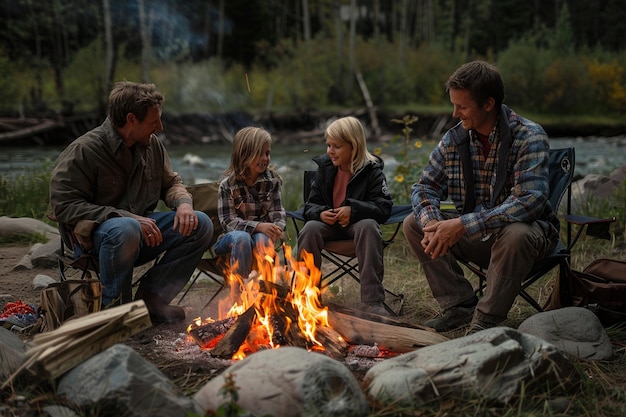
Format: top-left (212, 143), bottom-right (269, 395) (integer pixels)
top-left (50, 117), bottom-right (192, 249)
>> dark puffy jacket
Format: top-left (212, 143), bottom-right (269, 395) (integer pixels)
top-left (303, 154), bottom-right (392, 224)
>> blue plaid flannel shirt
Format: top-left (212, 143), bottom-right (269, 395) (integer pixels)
top-left (411, 106), bottom-right (552, 241)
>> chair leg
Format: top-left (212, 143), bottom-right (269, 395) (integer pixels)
top-left (177, 269), bottom-right (202, 305)
top-left (177, 258), bottom-right (226, 306)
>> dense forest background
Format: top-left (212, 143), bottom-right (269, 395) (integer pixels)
top-left (0, 0), bottom-right (624, 120)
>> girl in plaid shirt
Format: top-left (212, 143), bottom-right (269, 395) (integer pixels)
top-left (215, 127), bottom-right (286, 290)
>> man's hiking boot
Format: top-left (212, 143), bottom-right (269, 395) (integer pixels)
top-left (362, 302), bottom-right (391, 317)
top-left (424, 296), bottom-right (478, 332)
top-left (135, 287), bottom-right (185, 325)
top-left (465, 318), bottom-right (499, 336)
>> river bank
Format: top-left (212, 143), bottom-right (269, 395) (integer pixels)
top-left (2, 109), bottom-right (626, 147)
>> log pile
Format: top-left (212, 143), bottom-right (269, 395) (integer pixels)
top-left (2, 301), bottom-right (151, 388)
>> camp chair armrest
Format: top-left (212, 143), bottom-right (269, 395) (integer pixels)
top-left (564, 214), bottom-right (616, 226)
top-left (384, 205), bottom-right (412, 225)
top-left (564, 214), bottom-right (616, 248)
top-left (286, 209), bottom-right (305, 222)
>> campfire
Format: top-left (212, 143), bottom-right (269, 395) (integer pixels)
top-left (187, 244), bottom-right (339, 359)
top-left (187, 244), bottom-right (448, 360)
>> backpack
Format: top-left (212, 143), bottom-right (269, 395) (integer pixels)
top-left (547, 258), bottom-right (626, 325)
top-left (39, 279), bottom-right (102, 332)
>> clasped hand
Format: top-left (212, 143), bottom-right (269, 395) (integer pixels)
top-left (421, 217), bottom-right (465, 259)
top-left (256, 222), bottom-right (283, 242)
top-left (320, 206), bottom-right (351, 227)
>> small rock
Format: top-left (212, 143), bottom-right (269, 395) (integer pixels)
top-left (33, 274), bottom-right (57, 289)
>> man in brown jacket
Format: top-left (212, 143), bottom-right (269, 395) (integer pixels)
top-left (50, 81), bottom-right (213, 324)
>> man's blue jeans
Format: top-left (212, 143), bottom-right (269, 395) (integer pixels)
top-left (213, 230), bottom-right (272, 281)
top-left (78, 211), bottom-right (213, 306)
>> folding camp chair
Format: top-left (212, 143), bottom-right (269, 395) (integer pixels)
top-left (456, 147), bottom-right (616, 311)
top-left (286, 170), bottom-right (411, 316)
top-left (49, 182), bottom-right (228, 308)
top-left (48, 214), bottom-right (101, 283)
top-left (48, 214), bottom-right (154, 304)
top-left (176, 182), bottom-right (228, 307)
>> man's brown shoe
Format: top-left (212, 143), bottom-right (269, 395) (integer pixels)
top-left (423, 305), bottom-right (475, 332)
top-left (135, 288), bottom-right (185, 324)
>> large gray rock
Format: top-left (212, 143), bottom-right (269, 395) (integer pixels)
top-left (570, 164), bottom-right (626, 212)
top-left (194, 346), bottom-right (368, 417)
top-left (0, 327), bottom-right (26, 381)
top-left (364, 327), bottom-right (577, 407)
top-left (0, 216), bottom-right (59, 239)
top-left (518, 306), bottom-right (614, 360)
top-left (30, 237), bottom-right (61, 268)
top-left (57, 344), bottom-right (200, 417)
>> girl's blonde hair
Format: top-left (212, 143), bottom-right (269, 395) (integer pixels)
top-left (325, 116), bottom-right (376, 174)
top-left (224, 126), bottom-right (273, 182)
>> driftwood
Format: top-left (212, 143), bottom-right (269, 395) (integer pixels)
top-left (355, 71), bottom-right (380, 138)
top-left (2, 301), bottom-right (151, 388)
top-left (327, 303), bottom-right (448, 353)
top-left (0, 119), bottom-right (64, 143)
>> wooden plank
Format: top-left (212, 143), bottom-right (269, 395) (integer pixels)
top-left (17, 301), bottom-right (151, 381)
top-left (327, 304), bottom-right (448, 353)
top-left (32, 301), bottom-right (147, 344)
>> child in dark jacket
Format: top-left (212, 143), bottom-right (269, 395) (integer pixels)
top-left (297, 116), bottom-right (393, 315)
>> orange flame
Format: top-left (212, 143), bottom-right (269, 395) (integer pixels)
top-left (188, 241), bottom-right (330, 359)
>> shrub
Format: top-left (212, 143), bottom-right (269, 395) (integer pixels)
top-left (0, 164), bottom-right (52, 222)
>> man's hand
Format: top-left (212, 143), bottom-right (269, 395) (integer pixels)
top-left (133, 215), bottom-right (162, 247)
top-left (173, 202), bottom-right (198, 237)
top-left (421, 218), bottom-right (465, 259)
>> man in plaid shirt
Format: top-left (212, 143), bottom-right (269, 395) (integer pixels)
top-left (403, 61), bottom-right (560, 334)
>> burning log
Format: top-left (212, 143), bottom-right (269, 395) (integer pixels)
top-left (313, 326), bottom-right (350, 359)
top-left (189, 299), bottom-right (311, 359)
top-left (211, 306), bottom-right (257, 358)
top-left (268, 302), bottom-right (309, 349)
top-left (187, 316), bottom-right (236, 349)
top-left (258, 279), bottom-right (290, 299)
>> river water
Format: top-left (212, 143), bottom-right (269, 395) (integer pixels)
top-left (2, 136), bottom-right (626, 187)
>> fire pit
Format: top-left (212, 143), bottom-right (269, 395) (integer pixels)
top-left (187, 244), bottom-right (447, 360)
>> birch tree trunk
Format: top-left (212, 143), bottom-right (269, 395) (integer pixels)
top-left (138, 0), bottom-right (151, 83)
top-left (302, 0), bottom-right (311, 42)
top-left (217, 0), bottom-right (225, 58)
top-left (102, 0), bottom-right (114, 96)
top-left (347, 0), bottom-right (356, 98)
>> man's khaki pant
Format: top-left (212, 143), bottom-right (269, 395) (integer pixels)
top-left (403, 212), bottom-right (557, 324)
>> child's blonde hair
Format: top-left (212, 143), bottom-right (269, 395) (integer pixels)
top-left (325, 116), bottom-right (376, 174)
top-left (224, 126), bottom-right (273, 182)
